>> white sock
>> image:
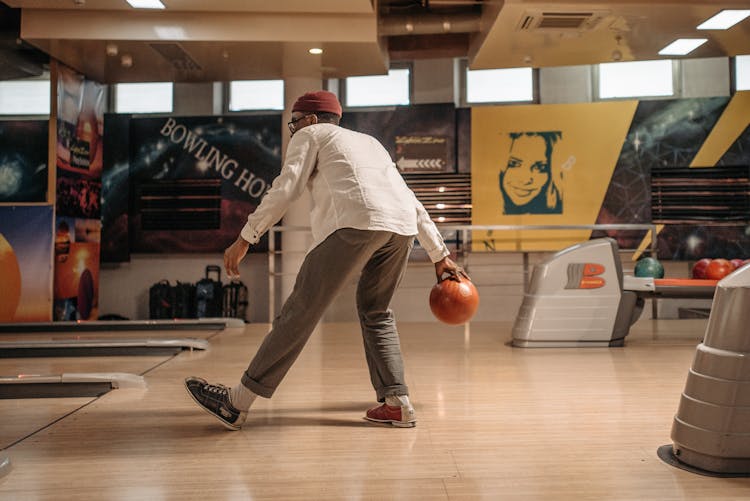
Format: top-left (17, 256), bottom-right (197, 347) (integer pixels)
top-left (229, 384), bottom-right (257, 411)
top-left (385, 395), bottom-right (411, 408)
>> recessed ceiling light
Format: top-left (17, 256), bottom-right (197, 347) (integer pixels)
top-left (697, 10), bottom-right (750, 30)
top-left (309, 48), bottom-right (323, 55)
top-left (126, 0), bottom-right (165, 9)
top-left (658, 38), bottom-right (708, 56)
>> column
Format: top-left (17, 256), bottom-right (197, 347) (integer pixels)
top-left (278, 43), bottom-right (324, 307)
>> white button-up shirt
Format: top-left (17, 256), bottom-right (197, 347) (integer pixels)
top-left (240, 123), bottom-right (450, 263)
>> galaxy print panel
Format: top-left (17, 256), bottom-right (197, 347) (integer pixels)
top-left (0, 120), bottom-right (48, 203)
top-left (127, 115), bottom-right (281, 254)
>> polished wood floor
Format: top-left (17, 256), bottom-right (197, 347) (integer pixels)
top-left (1, 318), bottom-right (749, 500)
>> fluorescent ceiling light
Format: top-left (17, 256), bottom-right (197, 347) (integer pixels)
top-left (658, 38), bottom-right (708, 56)
top-left (126, 0), bottom-right (165, 9)
top-left (697, 10), bottom-right (750, 30)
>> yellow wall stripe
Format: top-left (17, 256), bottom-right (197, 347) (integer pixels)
top-left (690, 91), bottom-right (750, 167)
top-left (632, 224), bottom-right (663, 261)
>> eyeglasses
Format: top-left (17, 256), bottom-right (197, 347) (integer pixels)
top-left (287, 115), bottom-right (312, 134)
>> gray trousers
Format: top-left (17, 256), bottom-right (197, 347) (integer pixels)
top-left (241, 228), bottom-right (414, 402)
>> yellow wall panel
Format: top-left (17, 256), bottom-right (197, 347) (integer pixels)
top-left (471, 101), bottom-right (638, 251)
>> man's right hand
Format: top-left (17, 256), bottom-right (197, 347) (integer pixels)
top-left (224, 236), bottom-right (250, 280)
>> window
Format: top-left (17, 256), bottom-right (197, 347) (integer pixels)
top-left (736, 55), bottom-right (750, 91)
top-left (229, 80), bottom-right (284, 111)
top-left (115, 82), bottom-right (173, 113)
top-left (345, 68), bottom-right (410, 107)
top-left (598, 60), bottom-right (674, 99)
top-left (466, 67), bottom-right (534, 104)
top-left (0, 79), bottom-right (50, 115)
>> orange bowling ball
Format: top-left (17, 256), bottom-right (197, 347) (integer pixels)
top-left (429, 271), bottom-right (479, 325)
top-left (0, 233), bottom-right (22, 322)
top-left (705, 258), bottom-right (734, 280)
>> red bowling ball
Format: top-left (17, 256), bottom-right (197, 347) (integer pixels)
top-left (730, 258), bottom-right (745, 270)
top-left (691, 258), bottom-right (712, 279)
top-left (429, 272), bottom-right (479, 325)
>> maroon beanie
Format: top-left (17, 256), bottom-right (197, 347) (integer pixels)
top-left (292, 90), bottom-right (342, 117)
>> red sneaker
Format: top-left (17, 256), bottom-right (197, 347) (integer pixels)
top-left (364, 403), bottom-right (416, 427)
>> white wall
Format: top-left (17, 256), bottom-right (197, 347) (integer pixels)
top-left (173, 82), bottom-right (216, 115)
top-left (412, 58), bottom-right (455, 104)
top-left (99, 253), bottom-right (269, 321)
top-left (539, 65), bottom-right (592, 103)
top-left (98, 57), bottom-right (733, 322)
top-left (681, 57), bottom-right (731, 98)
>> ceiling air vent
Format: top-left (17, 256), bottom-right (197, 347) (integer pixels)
top-left (519, 15), bottom-right (535, 30)
top-left (517, 11), bottom-right (606, 31)
top-left (149, 43), bottom-right (202, 71)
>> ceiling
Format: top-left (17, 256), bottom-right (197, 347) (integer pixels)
top-left (1, 0), bottom-right (750, 83)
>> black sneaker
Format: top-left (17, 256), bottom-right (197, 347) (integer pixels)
top-left (184, 377), bottom-right (247, 430)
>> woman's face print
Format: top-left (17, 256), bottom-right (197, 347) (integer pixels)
top-left (501, 135), bottom-right (549, 207)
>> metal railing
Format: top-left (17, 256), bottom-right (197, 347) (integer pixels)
top-left (267, 223), bottom-right (659, 320)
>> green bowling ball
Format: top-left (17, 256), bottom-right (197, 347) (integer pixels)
top-left (634, 257), bottom-right (664, 278)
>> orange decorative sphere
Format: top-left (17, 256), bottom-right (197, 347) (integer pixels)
top-left (0, 233), bottom-right (22, 322)
top-left (429, 273), bottom-right (479, 325)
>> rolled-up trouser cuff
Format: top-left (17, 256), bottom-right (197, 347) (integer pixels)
top-left (377, 385), bottom-right (409, 403)
top-left (241, 372), bottom-right (275, 399)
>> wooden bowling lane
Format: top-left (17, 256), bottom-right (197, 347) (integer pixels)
top-left (0, 327), bottom-right (225, 454)
top-left (0, 322), bottom-right (458, 499)
top-left (0, 396), bottom-right (95, 450)
top-left (0, 351), bottom-right (195, 451)
top-left (1, 319), bottom-right (749, 499)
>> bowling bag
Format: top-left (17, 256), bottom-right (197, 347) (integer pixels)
top-left (149, 280), bottom-right (173, 319)
top-left (222, 280), bottom-right (248, 320)
top-left (195, 265), bottom-right (223, 318)
top-left (172, 281), bottom-right (196, 319)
